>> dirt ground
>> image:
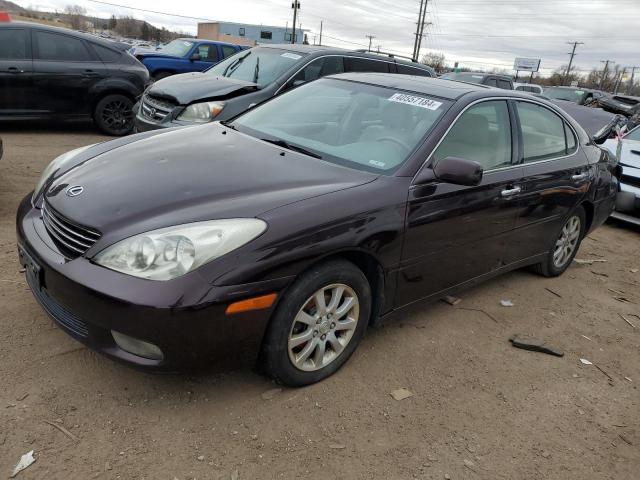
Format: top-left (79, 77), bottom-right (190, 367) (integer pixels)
top-left (1, 123), bottom-right (639, 480)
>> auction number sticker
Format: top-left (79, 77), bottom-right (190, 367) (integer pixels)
top-left (281, 52), bottom-right (302, 60)
top-left (388, 93), bottom-right (442, 110)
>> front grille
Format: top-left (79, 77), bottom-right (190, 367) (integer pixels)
top-left (41, 201), bottom-right (101, 258)
top-left (26, 270), bottom-right (89, 338)
top-left (621, 174), bottom-right (640, 189)
top-left (141, 94), bottom-right (176, 122)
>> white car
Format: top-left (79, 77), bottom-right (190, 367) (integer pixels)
top-left (514, 82), bottom-right (544, 94)
top-left (603, 126), bottom-right (640, 225)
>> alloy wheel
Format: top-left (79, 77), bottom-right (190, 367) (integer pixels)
top-left (287, 283), bottom-right (360, 372)
top-left (553, 215), bottom-right (581, 268)
top-left (102, 100), bottom-right (133, 130)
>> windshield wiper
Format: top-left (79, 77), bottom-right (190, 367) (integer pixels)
top-left (223, 52), bottom-right (250, 76)
top-left (261, 138), bottom-right (322, 159)
top-left (253, 56), bottom-right (260, 84)
top-left (220, 120), bottom-right (237, 131)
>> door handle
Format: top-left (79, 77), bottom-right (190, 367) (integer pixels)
top-left (571, 173), bottom-right (588, 181)
top-left (501, 186), bottom-right (521, 198)
top-left (7, 67), bottom-right (24, 74)
top-left (82, 70), bottom-right (99, 77)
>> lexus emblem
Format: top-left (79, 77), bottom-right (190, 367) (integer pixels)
top-left (66, 185), bottom-right (84, 197)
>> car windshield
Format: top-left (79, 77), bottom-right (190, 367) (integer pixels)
top-left (161, 39), bottom-right (194, 57)
top-left (231, 78), bottom-right (451, 173)
top-left (624, 126), bottom-right (640, 141)
top-left (440, 72), bottom-right (486, 84)
top-left (545, 87), bottom-right (585, 103)
top-left (206, 47), bottom-right (306, 88)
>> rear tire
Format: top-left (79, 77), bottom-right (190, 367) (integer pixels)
top-left (93, 94), bottom-right (134, 136)
top-left (534, 205), bottom-right (586, 277)
top-left (262, 260), bottom-right (371, 387)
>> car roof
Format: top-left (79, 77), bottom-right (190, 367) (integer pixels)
top-left (258, 44), bottom-right (434, 72)
top-left (444, 71), bottom-right (512, 80)
top-left (3, 20), bottom-right (129, 50)
top-left (176, 37), bottom-right (239, 47)
top-left (327, 73), bottom-right (490, 100)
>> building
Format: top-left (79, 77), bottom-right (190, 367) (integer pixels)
top-left (197, 21), bottom-right (308, 47)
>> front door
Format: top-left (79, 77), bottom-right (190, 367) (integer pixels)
top-left (397, 100), bottom-right (522, 307)
top-left (0, 27), bottom-right (34, 115)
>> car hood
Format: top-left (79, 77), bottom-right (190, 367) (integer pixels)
top-left (148, 72), bottom-right (258, 105)
top-left (45, 124), bottom-right (376, 246)
top-left (603, 138), bottom-right (640, 172)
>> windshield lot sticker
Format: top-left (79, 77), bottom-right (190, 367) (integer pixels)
top-left (281, 52), bottom-right (302, 60)
top-left (369, 160), bottom-right (386, 168)
top-left (388, 93), bottom-right (442, 110)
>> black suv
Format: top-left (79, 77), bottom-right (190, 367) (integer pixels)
top-left (134, 44), bottom-right (435, 131)
top-left (0, 21), bottom-right (149, 135)
top-left (439, 71), bottom-right (514, 90)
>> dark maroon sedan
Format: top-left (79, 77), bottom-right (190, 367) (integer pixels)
top-left (17, 74), bottom-right (618, 386)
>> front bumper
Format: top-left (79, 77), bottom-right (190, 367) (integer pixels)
top-left (16, 195), bottom-right (290, 371)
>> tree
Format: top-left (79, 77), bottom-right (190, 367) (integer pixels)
top-left (420, 51), bottom-right (446, 73)
top-left (64, 4), bottom-right (86, 30)
top-left (141, 22), bottom-right (150, 41)
top-left (109, 14), bottom-right (117, 30)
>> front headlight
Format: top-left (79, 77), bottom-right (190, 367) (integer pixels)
top-left (93, 219), bottom-right (266, 281)
top-left (176, 101), bottom-right (225, 123)
top-left (33, 144), bottom-right (95, 202)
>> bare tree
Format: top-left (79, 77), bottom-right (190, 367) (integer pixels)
top-left (64, 4), bottom-right (86, 30)
top-left (420, 51), bottom-right (446, 73)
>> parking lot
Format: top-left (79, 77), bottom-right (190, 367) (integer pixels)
top-left (0, 126), bottom-right (637, 479)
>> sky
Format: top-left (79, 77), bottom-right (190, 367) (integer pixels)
top-left (14, 0), bottom-right (640, 77)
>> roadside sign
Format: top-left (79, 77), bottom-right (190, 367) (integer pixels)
top-left (570, 80), bottom-right (579, 87)
top-left (514, 58), bottom-right (541, 72)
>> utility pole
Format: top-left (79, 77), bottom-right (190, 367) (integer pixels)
top-left (318, 20), bottom-right (322, 46)
top-left (614, 67), bottom-right (626, 94)
top-left (627, 66), bottom-right (638, 94)
top-left (291, 1), bottom-right (300, 44)
top-left (599, 59), bottom-right (614, 90)
top-left (365, 34), bottom-right (375, 52)
top-left (415, 1), bottom-right (430, 62)
top-left (412, 0), bottom-right (425, 62)
top-left (563, 41), bottom-right (583, 86)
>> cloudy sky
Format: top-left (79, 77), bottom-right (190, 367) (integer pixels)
top-left (14, 0), bottom-right (640, 77)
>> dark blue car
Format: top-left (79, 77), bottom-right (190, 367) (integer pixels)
top-left (134, 38), bottom-right (246, 80)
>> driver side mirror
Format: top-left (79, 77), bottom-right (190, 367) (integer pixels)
top-left (430, 156), bottom-right (483, 186)
top-left (190, 53), bottom-right (201, 61)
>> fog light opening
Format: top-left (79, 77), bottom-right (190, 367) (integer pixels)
top-left (111, 330), bottom-right (163, 361)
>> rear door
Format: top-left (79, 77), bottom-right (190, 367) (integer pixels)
top-left (510, 100), bottom-right (589, 261)
top-left (397, 100), bottom-right (523, 306)
top-left (0, 26), bottom-right (34, 115)
top-left (32, 29), bottom-right (106, 115)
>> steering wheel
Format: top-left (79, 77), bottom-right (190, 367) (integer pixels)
top-left (376, 136), bottom-right (412, 152)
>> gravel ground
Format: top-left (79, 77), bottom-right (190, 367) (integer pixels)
top-left (1, 124), bottom-right (639, 480)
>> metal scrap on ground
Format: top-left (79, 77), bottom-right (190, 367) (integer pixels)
top-left (509, 335), bottom-right (564, 357)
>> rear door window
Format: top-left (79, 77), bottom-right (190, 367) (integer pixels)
top-left (517, 101), bottom-right (568, 161)
top-left (0, 28), bottom-right (29, 59)
top-left (221, 45), bottom-right (237, 58)
top-left (497, 79), bottom-right (512, 90)
top-left (92, 44), bottom-right (121, 63)
top-left (432, 100), bottom-right (513, 170)
top-left (34, 31), bottom-right (93, 61)
top-left (484, 78), bottom-right (498, 87)
top-left (344, 57), bottom-right (392, 73)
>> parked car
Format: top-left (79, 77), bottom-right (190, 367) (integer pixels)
top-left (602, 126), bottom-right (640, 225)
top-left (597, 94), bottom-right (640, 117)
top-left (439, 71), bottom-right (513, 89)
top-left (549, 99), bottom-right (625, 143)
top-left (134, 45), bottom-right (436, 133)
top-left (134, 38), bottom-right (245, 80)
top-left (543, 86), bottom-right (605, 106)
top-left (514, 82), bottom-right (543, 94)
top-left (18, 75), bottom-right (617, 385)
top-left (0, 21), bottom-right (148, 135)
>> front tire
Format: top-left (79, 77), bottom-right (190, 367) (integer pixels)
top-left (534, 205), bottom-right (586, 277)
top-left (262, 260), bottom-right (371, 387)
top-left (94, 94), bottom-right (134, 136)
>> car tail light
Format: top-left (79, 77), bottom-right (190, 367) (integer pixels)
top-left (0, 11), bottom-right (11, 22)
